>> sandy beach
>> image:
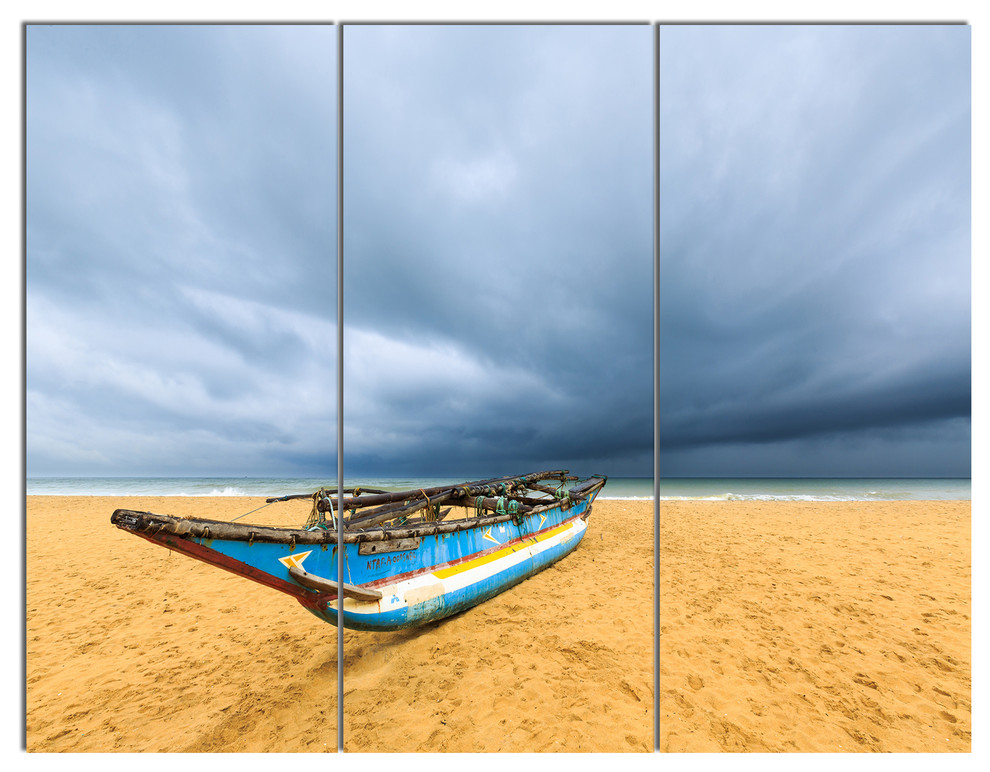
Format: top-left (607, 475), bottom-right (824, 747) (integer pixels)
top-left (659, 500), bottom-right (971, 752)
top-left (26, 496), bottom-right (970, 752)
top-left (25, 496), bottom-right (653, 752)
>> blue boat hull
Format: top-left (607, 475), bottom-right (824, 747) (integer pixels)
top-left (317, 510), bottom-right (590, 630)
top-left (122, 489), bottom-right (598, 631)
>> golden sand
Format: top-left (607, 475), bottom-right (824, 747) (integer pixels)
top-left (27, 495), bottom-right (968, 753)
top-left (25, 496), bottom-right (653, 752)
top-left (659, 500), bottom-right (971, 752)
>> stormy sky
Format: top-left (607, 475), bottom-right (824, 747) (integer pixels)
top-left (27, 23), bottom-right (968, 482)
top-left (26, 23), bottom-right (653, 480)
top-left (26, 25), bottom-right (337, 476)
top-left (659, 25), bottom-right (971, 477)
top-left (342, 25), bottom-right (653, 478)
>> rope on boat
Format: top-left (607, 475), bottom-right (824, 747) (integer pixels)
top-left (418, 489), bottom-right (435, 522)
top-left (305, 489), bottom-right (335, 531)
top-left (230, 500), bottom-right (277, 523)
top-left (509, 499), bottom-right (522, 525)
top-left (495, 496), bottom-right (523, 525)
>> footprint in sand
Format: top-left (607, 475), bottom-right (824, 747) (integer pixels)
top-left (687, 674), bottom-right (704, 691)
top-left (852, 673), bottom-right (879, 690)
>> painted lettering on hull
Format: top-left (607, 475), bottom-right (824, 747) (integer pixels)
top-left (365, 550), bottom-right (417, 573)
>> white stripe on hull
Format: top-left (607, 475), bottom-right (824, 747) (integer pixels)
top-left (341, 516), bottom-right (587, 619)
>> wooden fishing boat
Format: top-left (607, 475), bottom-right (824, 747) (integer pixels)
top-left (110, 470), bottom-right (606, 630)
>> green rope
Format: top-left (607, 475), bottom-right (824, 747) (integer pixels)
top-left (508, 499), bottom-right (523, 524)
top-left (304, 489), bottom-right (335, 530)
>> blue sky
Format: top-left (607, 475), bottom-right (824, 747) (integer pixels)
top-left (659, 25), bottom-right (970, 477)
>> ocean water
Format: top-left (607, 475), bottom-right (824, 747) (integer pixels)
top-left (657, 478), bottom-right (970, 501)
top-left (25, 475), bottom-right (654, 500)
top-left (26, 476), bottom-right (336, 498)
top-left (24, 476), bottom-right (969, 501)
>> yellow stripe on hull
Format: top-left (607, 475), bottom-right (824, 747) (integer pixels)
top-left (431, 521), bottom-right (574, 580)
top-left (340, 517), bottom-right (586, 618)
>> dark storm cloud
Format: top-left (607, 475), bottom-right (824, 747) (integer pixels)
top-left (27, 25), bottom-right (336, 476)
top-left (343, 25), bottom-right (653, 477)
top-left (659, 25), bottom-right (970, 477)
